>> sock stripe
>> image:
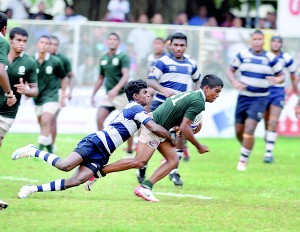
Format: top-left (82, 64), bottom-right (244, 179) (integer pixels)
top-left (52, 157), bottom-right (60, 166)
top-left (37, 185), bottom-right (43, 192)
top-left (50, 181), bottom-right (55, 191)
top-left (35, 149), bottom-right (41, 157)
top-left (61, 179), bottom-right (65, 190)
top-left (43, 153), bottom-right (50, 162)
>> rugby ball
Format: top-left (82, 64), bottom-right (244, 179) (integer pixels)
top-left (191, 113), bottom-right (203, 130)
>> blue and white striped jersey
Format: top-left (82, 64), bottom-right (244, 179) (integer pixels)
top-left (273, 51), bottom-right (296, 88)
top-left (96, 101), bottom-right (152, 154)
top-left (231, 48), bottom-right (283, 97)
top-left (148, 53), bottom-right (201, 103)
top-left (146, 52), bottom-right (166, 73)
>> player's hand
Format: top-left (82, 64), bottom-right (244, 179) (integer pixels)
top-left (107, 88), bottom-right (118, 100)
top-left (232, 80), bottom-right (246, 91)
top-left (60, 92), bottom-right (66, 108)
top-left (161, 88), bottom-right (176, 98)
top-left (197, 144), bottom-right (209, 154)
top-left (91, 96), bottom-right (96, 107)
top-left (170, 131), bottom-right (178, 147)
top-left (14, 78), bottom-right (27, 95)
top-left (193, 123), bottom-right (202, 134)
top-left (6, 94), bottom-right (17, 106)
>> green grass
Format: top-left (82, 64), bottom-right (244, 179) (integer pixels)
top-left (0, 133), bottom-right (299, 232)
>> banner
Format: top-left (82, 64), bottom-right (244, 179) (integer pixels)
top-left (278, 0), bottom-right (300, 37)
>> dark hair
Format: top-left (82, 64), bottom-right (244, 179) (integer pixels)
top-left (108, 32), bottom-right (120, 41)
top-left (38, 35), bottom-right (50, 41)
top-left (251, 29), bottom-right (264, 37)
top-left (9, 27), bottom-right (28, 39)
top-left (200, 74), bottom-right (224, 89)
top-left (170, 32), bottom-right (187, 44)
top-left (154, 37), bottom-right (164, 43)
top-left (0, 12), bottom-right (8, 31)
top-left (49, 35), bottom-right (59, 44)
top-left (124, 79), bottom-right (148, 101)
top-left (271, 35), bottom-right (282, 43)
top-left (165, 34), bottom-right (172, 43)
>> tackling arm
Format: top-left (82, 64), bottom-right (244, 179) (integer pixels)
top-left (144, 120), bottom-right (177, 145)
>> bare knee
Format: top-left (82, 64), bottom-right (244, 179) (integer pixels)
top-left (132, 159), bottom-right (148, 169)
top-left (67, 177), bottom-right (84, 187)
top-left (268, 120), bottom-right (278, 131)
top-left (56, 161), bottom-right (73, 172)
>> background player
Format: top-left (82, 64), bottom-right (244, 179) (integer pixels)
top-left (263, 36), bottom-right (298, 163)
top-left (226, 30), bottom-right (283, 171)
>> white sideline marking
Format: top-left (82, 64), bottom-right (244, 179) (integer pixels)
top-left (0, 176), bottom-right (39, 183)
top-left (154, 191), bottom-right (213, 200)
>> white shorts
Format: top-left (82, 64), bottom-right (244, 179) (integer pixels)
top-left (139, 124), bottom-right (166, 149)
top-left (35, 102), bottom-right (60, 117)
top-left (0, 115), bottom-right (15, 137)
top-left (98, 93), bottom-right (128, 111)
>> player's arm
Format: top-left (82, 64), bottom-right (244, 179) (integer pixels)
top-left (91, 74), bottom-right (104, 107)
top-left (179, 117), bottom-right (208, 154)
top-left (191, 65), bottom-right (201, 91)
top-left (0, 63), bottom-right (17, 106)
top-left (66, 71), bottom-right (76, 100)
top-left (144, 120), bottom-right (177, 146)
top-left (226, 66), bottom-right (246, 91)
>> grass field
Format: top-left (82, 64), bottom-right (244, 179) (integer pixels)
top-left (0, 133), bottom-right (299, 232)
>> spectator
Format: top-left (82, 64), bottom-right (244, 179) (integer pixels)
top-left (188, 5), bottom-right (209, 26)
top-left (264, 12), bottom-right (276, 29)
top-left (204, 16), bottom-right (218, 27)
top-left (54, 5), bottom-right (87, 22)
top-left (173, 11), bottom-right (188, 25)
top-left (220, 12), bottom-right (234, 27)
top-left (29, 2), bottom-right (53, 20)
top-left (150, 13), bottom-right (164, 24)
top-left (6, 0), bottom-right (29, 19)
top-left (4, 9), bottom-right (13, 19)
top-left (102, 0), bottom-right (130, 22)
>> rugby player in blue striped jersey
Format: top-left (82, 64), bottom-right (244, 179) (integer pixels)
top-left (226, 29), bottom-right (284, 171)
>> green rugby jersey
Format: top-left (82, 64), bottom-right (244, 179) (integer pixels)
top-left (33, 53), bottom-right (66, 105)
top-left (99, 51), bottom-right (130, 94)
top-left (153, 90), bottom-right (205, 131)
top-left (0, 53), bottom-right (37, 118)
top-left (0, 36), bottom-right (9, 66)
top-left (55, 53), bottom-right (71, 74)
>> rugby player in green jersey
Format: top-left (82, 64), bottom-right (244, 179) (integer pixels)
top-left (33, 35), bottom-right (66, 153)
top-left (0, 12), bottom-right (17, 109)
top-left (0, 27), bottom-right (38, 147)
top-left (86, 74), bottom-right (223, 202)
top-left (48, 35), bottom-right (76, 150)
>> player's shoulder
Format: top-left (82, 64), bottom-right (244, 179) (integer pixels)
top-left (265, 51), bottom-right (277, 61)
top-left (281, 52), bottom-right (293, 61)
top-left (239, 48), bottom-right (251, 57)
top-left (21, 53), bottom-right (37, 65)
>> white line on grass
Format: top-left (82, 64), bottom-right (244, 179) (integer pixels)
top-left (154, 191), bottom-right (213, 200)
top-left (0, 176), bottom-right (39, 183)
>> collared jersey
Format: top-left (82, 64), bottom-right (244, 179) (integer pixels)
top-left (148, 53), bottom-right (201, 103)
top-left (96, 101), bottom-right (152, 154)
top-left (33, 53), bottom-right (66, 105)
top-left (0, 53), bottom-right (37, 118)
top-left (231, 48), bottom-right (282, 97)
top-left (153, 89), bottom-right (205, 131)
top-left (99, 50), bottom-right (130, 95)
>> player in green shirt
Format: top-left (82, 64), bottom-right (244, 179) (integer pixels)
top-left (33, 35), bottom-right (66, 153)
top-left (0, 27), bottom-right (38, 147)
top-left (49, 35), bottom-right (76, 149)
top-left (85, 74), bottom-right (224, 202)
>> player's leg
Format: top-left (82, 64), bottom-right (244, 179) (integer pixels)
top-left (96, 106), bottom-right (114, 130)
top-left (50, 109), bottom-right (60, 152)
top-left (168, 136), bottom-right (185, 186)
top-left (264, 104), bottom-right (282, 163)
top-left (135, 140), bottom-right (178, 202)
top-left (17, 165), bottom-right (94, 199)
top-left (0, 116), bottom-right (15, 147)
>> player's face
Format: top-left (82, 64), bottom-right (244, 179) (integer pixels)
top-left (165, 40), bottom-right (171, 52)
top-left (134, 88), bottom-right (150, 106)
top-left (36, 37), bottom-right (50, 53)
top-left (49, 38), bottom-right (59, 54)
top-left (153, 39), bottom-right (164, 54)
top-left (251, 33), bottom-right (264, 53)
top-left (108, 35), bottom-right (120, 50)
top-left (170, 39), bottom-right (187, 59)
top-left (271, 39), bottom-right (282, 52)
top-left (10, 34), bottom-right (27, 53)
top-left (204, 86), bottom-right (222, 103)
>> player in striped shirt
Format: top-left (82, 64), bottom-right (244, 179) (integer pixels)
top-left (263, 36), bottom-right (298, 163)
top-left (12, 80), bottom-right (175, 199)
top-left (138, 32), bottom-right (201, 186)
top-left (226, 29), bottom-right (284, 171)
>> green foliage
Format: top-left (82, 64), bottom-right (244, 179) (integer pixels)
top-left (0, 133), bottom-right (299, 231)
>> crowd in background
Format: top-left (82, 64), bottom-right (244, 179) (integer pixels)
top-left (2, 0), bottom-right (277, 29)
